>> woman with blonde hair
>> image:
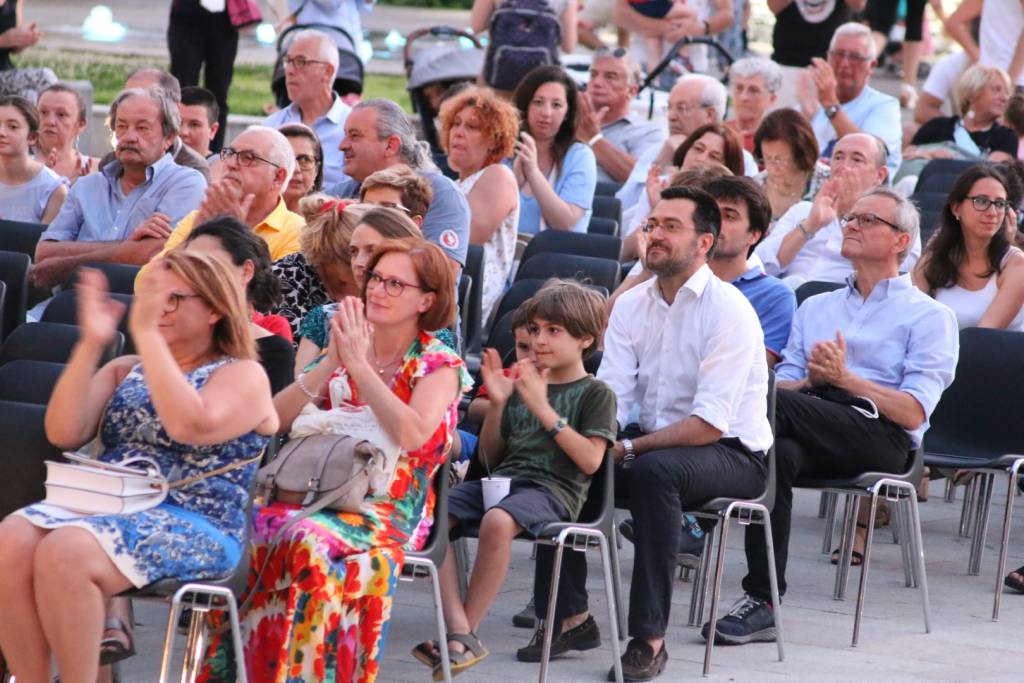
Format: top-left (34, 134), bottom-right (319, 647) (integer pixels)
top-left (34, 82), bottom-right (100, 184)
top-left (0, 251), bottom-right (277, 683)
top-left (439, 86), bottom-right (520, 321)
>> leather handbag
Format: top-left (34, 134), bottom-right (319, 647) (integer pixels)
top-left (226, 0), bottom-right (262, 29)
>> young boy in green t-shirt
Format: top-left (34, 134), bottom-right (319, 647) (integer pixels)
top-left (413, 279), bottom-right (618, 678)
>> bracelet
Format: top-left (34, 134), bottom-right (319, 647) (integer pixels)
top-left (588, 132), bottom-right (604, 147)
top-left (622, 438), bottom-right (636, 463)
top-left (296, 372), bottom-right (321, 401)
top-left (797, 220), bottom-right (814, 240)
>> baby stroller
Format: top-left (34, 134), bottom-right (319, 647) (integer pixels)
top-left (638, 35), bottom-right (736, 119)
top-left (273, 23), bottom-right (365, 108)
top-left (404, 26), bottom-right (484, 153)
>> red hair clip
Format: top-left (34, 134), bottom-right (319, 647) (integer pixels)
top-left (318, 198), bottom-right (355, 215)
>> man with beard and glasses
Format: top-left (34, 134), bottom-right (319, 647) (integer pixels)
top-left (32, 87), bottom-right (207, 289)
top-left (522, 185), bottom-right (772, 681)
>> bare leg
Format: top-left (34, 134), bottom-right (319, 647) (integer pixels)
top-left (438, 516), bottom-right (469, 636)
top-left (34, 527), bottom-right (133, 683)
top-left (579, 25), bottom-right (607, 51)
top-left (0, 516), bottom-right (52, 683)
top-left (463, 508), bottom-right (521, 632)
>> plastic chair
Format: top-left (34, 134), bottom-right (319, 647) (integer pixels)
top-left (399, 458), bottom-right (454, 682)
top-left (0, 359), bottom-right (64, 404)
top-left (592, 195), bottom-right (622, 224)
top-left (69, 262), bottom-right (142, 296)
top-left (0, 280), bottom-right (6, 340)
top-left (587, 216), bottom-right (620, 237)
top-left (0, 322), bottom-right (123, 367)
top-left (685, 371), bottom-right (784, 675)
top-left (490, 279), bottom-right (545, 331)
top-left (521, 231), bottom-right (623, 266)
top-left (0, 399), bottom-right (63, 519)
top-left (909, 192), bottom-right (946, 248)
top-left (922, 327), bottom-right (1024, 620)
top-left (595, 181), bottom-right (623, 197)
top-left (0, 250), bottom-right (29, 341)
top-left (0, 219), bottom-right (46, 260)
top-left (457, 274), bottom-right (472, 355)
top-left (514, 253), bottom-right (621, 294)
top-left (800, 446), bottom-right (930, 646)
top-left (463, 245), bottom-right (485, 354)
top-left (41, 289), bottom-right (135, 354)
top-left (794, 280), bottom-right (844, 307)
top-left (914, 158), bottom-right (979, 195)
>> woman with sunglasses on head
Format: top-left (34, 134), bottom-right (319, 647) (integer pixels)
top-left (200, 238), bottom-right (471, 683)
top-left (278, 123), bottom-right (324, 213)
top-left (913, 164), bottom-right (1024, 330)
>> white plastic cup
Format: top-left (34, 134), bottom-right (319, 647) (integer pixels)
top-left (481, 476), bottom-right (512, 510)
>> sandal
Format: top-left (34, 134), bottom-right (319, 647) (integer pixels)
top-left (99, 617), bottom-right (135, 665)
top-left (830, 523), bottom-right (868, 566)
top-left (413, 633), bottom-right (490, 680)
top-left (1004, 566), bottom-right (1024, 593)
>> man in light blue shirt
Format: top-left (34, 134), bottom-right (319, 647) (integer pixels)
top-left (706, 187), bottom-right (958, 646)
top-left (33, 87), bottom-right (207, 288)
top-left (264, 29), bottom-right (351, 187)
top-left (805, 22), bottom-right (902, 176)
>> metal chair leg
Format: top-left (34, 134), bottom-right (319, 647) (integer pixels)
top-left (762, 510), bottom-right (785, 664)
top-left (960, 475), bottom-right (978, 538)
top-left (969, 474), bottom-right (995, 576)
top-left (906, 488), bottom-right (932, 634)
top-left (896, 496), bottom-right (914, 588)
top-left (852, 489), bottom-right (880, 647)
top-left (944, 477), bottom-right (955, 503)
top-left (598, 535), bottom-right (624, 680)
top-left (992, 459), bottom-right (1024, 621)
top-left (688, 526), bottom-right (715, 627)
top-left (425, 562), bottom-right (452, 683)
top-left (454, 537), bottom-right (470, 600)
top-left (701, 510), bottom-right (733, 677)
top-left (608, 525), bottom-right (627, 639)
top-left (835, 495), bottom-right (860, 600)
top-left (821, 492), bottom-right (838, 554)
top-left (538, 539), bottom-right (566, 683)
top-left (818, 491), bottom-right (830, 518)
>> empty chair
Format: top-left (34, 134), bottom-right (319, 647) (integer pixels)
top-left (0, 321), bottom-right (123, 367)
top-left (0, 399), bottom-right (62, 519)
top-left (463, 245), bottom-right (485, 354)
top-left (521, 230), bottom-right (623, 265)
top-left (0, 250), bottom-right (29, 340)
top-left (794, 280), bottom-right (844, 306)
top-left (514, 253), bottom-right (621, 293)
top-left (915, 158), bottom-right (980, 195)
top-left (70, 262), bottom-right (142, 295)
top-left (0, 219), bottom-right (46, 260)
top-left (595, 180), bottom-right (623, 197)
top-left (587, 216), bottom-right (620, 237)
top-left (592, 195), bottom-right (623, 223)
top-left (0, 360), bottom-right (65, 404)
top-left (489, 278), bottom-right (545, 331)
top-left (457, 274), bottom-right (473, 355)
top-left (41, 289), bottom-right (135, 353)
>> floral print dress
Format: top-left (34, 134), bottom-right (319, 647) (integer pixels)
top-left (14, 359), bottom-right (268, 587)
top-left (200, 332), bottom-right (471, 683)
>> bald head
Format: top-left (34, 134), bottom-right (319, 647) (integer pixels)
top-left (126, 68), bottom-right (181, 103)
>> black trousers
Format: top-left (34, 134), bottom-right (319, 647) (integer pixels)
top-left (167, 9), bottom-right (238, 152)
top-left (538, 439), bottom-right (766, 639)
top-left (742, 389), bottom-right (911, 602)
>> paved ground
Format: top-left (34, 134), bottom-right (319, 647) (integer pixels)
top-left (118, 478), bottom-right (1024, 682)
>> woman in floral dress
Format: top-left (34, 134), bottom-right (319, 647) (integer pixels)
top-left (0, 252), bottom-right (279, 683)
top-left (201, 238), bottom-right (471, 682)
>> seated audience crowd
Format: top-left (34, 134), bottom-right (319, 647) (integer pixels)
top-left (3, 10), bottom-right (1024, 682)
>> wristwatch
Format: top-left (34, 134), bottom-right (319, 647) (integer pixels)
top-left (621, 438), bottom-right (636, 463)
top-left (547, 417), bottom-right (568, 438)
top-left (825, 104), bottom-right (840, 120)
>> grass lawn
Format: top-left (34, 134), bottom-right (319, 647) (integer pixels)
top-left (18, 48), bottom-right (411, 115)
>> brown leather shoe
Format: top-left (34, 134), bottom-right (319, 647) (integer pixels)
top-left (607, 638), bottom-right (668, 681)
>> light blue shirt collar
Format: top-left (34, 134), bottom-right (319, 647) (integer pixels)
top-left (102, 151), bottom-right (175, 187)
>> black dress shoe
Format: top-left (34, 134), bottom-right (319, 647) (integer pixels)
top-left (516, 615), bottom-right (601, 662)
top-left (607, 638), bottom-right (668, 682)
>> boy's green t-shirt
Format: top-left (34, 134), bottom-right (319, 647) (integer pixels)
top-left (493, 375), bottom-right (618, 519)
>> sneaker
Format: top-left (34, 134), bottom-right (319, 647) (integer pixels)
top-left (700, 594), bottom-right (776, 645)
top-left (607, 638), bottom-right (668, 682)
top-left (512, 598), bottom-right (537, 629)
top-left (619, 518), bottom-right (704, 569)
top-left (516, 614), bottom-right (601, 662)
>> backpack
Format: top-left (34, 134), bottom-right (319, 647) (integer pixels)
top-left (484, 0), bottom-right (562, 91)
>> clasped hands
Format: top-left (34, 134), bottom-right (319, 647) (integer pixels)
top-left (479, 347), bottom-right (550, 413)
top-left (807, 331), bottom-right (849, 387)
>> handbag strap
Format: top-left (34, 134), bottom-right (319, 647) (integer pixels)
top-left (166, 452), bottom-right (265, 489)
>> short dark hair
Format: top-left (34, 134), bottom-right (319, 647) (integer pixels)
top-left (671, 122), bottom-right (745, 176)
top-left (703, 176), bottom-right (772, 256)
top-left (658, 185), bottom-right (721, 254)
top-left (523, 279), bottom-right (606, 360)
top-left (182, 216), bottom-right (282, 313)
top-left (0, 95), bottom-right (40, 136)
top-left (511, 300), bottom-right (532, 333)
top-left (181, 86), bottom-right (219, 126)
top-left (753, 108), bottom-right (819, 173)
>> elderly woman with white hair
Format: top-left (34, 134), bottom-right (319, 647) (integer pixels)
top-left (726, 56), bottom-right (782, 154)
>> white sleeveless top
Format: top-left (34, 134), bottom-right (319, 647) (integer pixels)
top-left (459, 166), bottom-right (519, 323)
top-left (0, 165), bottom-right (63, 223)
top-left (934, 249), bottom-right (1024, 330)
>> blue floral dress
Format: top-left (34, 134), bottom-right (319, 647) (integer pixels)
top-left (14, 358), bottom-right (269, 588)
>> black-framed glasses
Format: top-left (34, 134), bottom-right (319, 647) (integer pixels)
top-left (220, 147), bottom-right (281, 169)
top-left (166, 292), bottom-right (204, 312)
top-left (282, 55), bottom-right (329, 69)
top-left (366, 271), bottom-right (425, 297)
top-left (827, 49), bottom-right (872, 64)
top-left (294, 153), bottom-right (320, 171)
top-left (641, 219), bottom-right (688, 234)
top-left (966, 195), bottom-right (1010, 213)
top-left (839, 213), bottom-right (902, 231)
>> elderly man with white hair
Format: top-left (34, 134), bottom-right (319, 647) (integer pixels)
top-left (725, 57), bottom-right (782, 153)
top-left (264, 29), bottom-right (351, 186)
top-left (153, 125), bottom-right (304, 262)
top-left (803, 22), bottom-right (902, 176)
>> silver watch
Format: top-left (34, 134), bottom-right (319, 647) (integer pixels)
top-left (621, 438), bottom-right (636, 463)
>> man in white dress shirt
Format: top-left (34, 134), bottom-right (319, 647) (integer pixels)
top-left (536, 185), bottom-right (773, 681)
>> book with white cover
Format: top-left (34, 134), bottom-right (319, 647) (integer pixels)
top-left (44, 460), bottom-right (162, 496)
top-left (43, 484), bottom-right (164, 514)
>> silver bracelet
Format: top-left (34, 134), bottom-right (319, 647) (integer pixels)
top-left (296, 372), bottom-right (321, 401)
top-left (622, 438), bottom-right (636, 463)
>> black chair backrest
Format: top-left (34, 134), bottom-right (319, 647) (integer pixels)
top-left (491, 278), bottom-right (546, 328)
top-left (762, 369), bottom-right (777, 512)
top-left (924, 327), bottom-right (1024, 461)
top-left (464, 245), bottom-right (485, 354)
top-left (595, 181), bottom-right (623, 198)
top-left (514, 252), bottom-right (621, 293)
top-left (794, 280), bottom-right (844, 306)
top-left (431, 151), bottom-right (459, 181)
top-left (521, 230), bottom-right (623, 266)
top-left (0, 321), bottom-right (123, 366)
top-left (587, 216), bottom-right (620, 237)
top-left (70, 263), bottom-right (142, 296)
top-left (592, 195), bottom-right (622, 223)
top-left (488, 309), bottom-right (519, 361)
top-left (0, 219), bottom-right (46, 260)
top-left (457, 274), bottom-right (472, 354)
top-left (408, 457), bottom-right (452, 566)
top-left (0, 280), bottom-right (6, 340)
top-left (0, 400), bottom-right (62, 518)
top-left (0, 250), bottom-right (29, 340)
top-left (909, 191), bottom-right (947, 248)
top-left (915, 158), bottom-right (979, 195)
top-left (42, 289), bottom-right (135, 353)
top-left (0, 360), bottom-right (65, 404)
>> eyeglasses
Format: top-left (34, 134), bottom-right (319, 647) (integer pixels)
top-left (827, 49), bottom-right (872, 64)
top-left (641, 219), bottom-right (688, 234)
top-left (220, 146), bottom-right (281, 169)
top-left (369, 200), bottom-right (412, 215)
top-left (966, 195), bottom-right (1010, 213)
top-left (839, 213), bottom-right (902, 231)
top-left (166, 292), bottom-right (204, 312)
top-left (282, 55), bottom-right (329, 69)
top-left (294, 153), bottom-right (320, 171)
top-left (366, 270), bottom-right (425, 297)
top-left (594, 47), bottom-right (629, 58)
top-left (760, 155), bottom-right (792, 168)
top-left (663, 102), bottom-right (709, 116)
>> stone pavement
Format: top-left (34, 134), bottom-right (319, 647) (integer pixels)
top-left (118, 479), bottom-right (1024, 682)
